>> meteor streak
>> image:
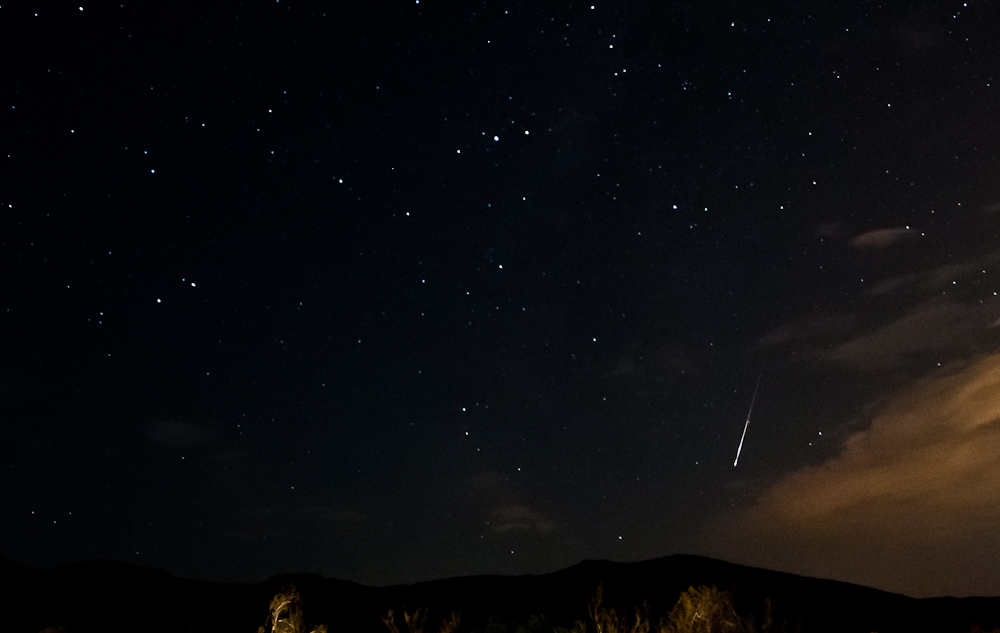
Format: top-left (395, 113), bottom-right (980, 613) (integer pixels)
top-left (734, 371), bottom-right (762, 467)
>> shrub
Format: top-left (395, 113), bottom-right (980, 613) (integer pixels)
top-left (658, 586), bottom-right (750, 633)
top-left (258, 584), bottom-right (328, 633)
top-left (472, 613), bottom-right (584, 633)
top-left (587, 584), bottom-right (650, 633)
top-left (382, 606), bottom-right (461, 633)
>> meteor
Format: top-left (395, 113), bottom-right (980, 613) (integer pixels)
top-left (734, 371), bottom-right (762, 467)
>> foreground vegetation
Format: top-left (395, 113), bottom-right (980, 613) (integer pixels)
top-left (377, 584), bottom-right (764, 633)
top-left (257, 584), bottom-right (328, 633)
top-left (257, 583), bottom-right (762, 633)
top-left (256, 580), bottom-right (1000, 633)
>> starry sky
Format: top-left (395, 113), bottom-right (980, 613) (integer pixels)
top-left (4, 0), bottom-right (1000, 600)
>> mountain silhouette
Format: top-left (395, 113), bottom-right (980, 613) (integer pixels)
top-left (5, 554), bottom-right (999, 633)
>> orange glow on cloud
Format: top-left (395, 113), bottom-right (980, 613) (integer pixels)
top-left (704, 353), bottom-right (1000, 598)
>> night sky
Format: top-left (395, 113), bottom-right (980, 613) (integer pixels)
top-left (4, 0), bottom-right (1000, 600)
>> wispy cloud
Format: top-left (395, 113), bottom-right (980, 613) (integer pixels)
top-left (758, 250), bottom-right (1000, 367)
top-left (822, 298), bottom-right (999, 369)
top-left (849, 227), bottom-right (917, 250)
top-left (489, 503), bottom-right (556, 534)
top-left (758, 314), bottom-right (854, 348)
top-left (866, 256), bottom-right (995, 296)
top-left (867, 273), bottom-right (917, 296)
top-left (463, 472), bottom-right (558, 535)
top-left (927, 262), bottom-right (981, 289)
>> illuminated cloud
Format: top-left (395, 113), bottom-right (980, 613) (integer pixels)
top-left (927, 262), bottom-right (980, 289)
top-left (757, 314), bottom-right (854, 348)
top-left (704, 353), bottom-right (1000, 597)
top-left (822, 298), bottom-right (998, 369)
top-left (867, 273), bottom-right (917, 296)
top-left (849, 227), bottom-right (916, 250)
top-left (489, 503), bottom-right (556, 534)
top-left (763, 254), bottom-right (1000, 350)
top-left (868, 256), bottom-right (996, 296)
top-left (464, 472), bottom-right (558, 534)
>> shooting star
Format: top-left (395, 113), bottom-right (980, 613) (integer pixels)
top-left (734, 371), bottom-right (762, 467)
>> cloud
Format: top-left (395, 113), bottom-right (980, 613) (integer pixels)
top-left (757, 314), bottom-right (854, 348)
top-left (761, 253), bottom-right (1000, 362)
top-left (867, 273), bottom-right (917, 296)
top-left (463, 472), bottom-right (558, 534)
top-left (703, 353), bottom-right (1000, 597)
top-left (867, 256), bottom-right (996, 296)
top-left (488, 504), bottom-right (556, 534)
top-left (926, 262), bottom-right (980, 289)
top-left (821, 298), bottom-right (998, 369)
top-left (849, 227), bottom-right (916, 250)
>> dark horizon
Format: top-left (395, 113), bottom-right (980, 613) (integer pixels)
top-left (3, 549), bottom-right (992, 600)
top-left (8, 551), bottom-right (1000, 633)
top-left (4, 0), bottom-right (1000, 599)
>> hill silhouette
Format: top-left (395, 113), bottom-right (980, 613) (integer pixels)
top-left (5, 554), bottom-right (999, 633)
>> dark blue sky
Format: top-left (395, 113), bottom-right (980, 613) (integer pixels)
top-left (4, 0), bottom-right (1000, 598)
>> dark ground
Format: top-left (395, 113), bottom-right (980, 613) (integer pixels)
top-left (8, 554), bottom-right (1000, 633)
